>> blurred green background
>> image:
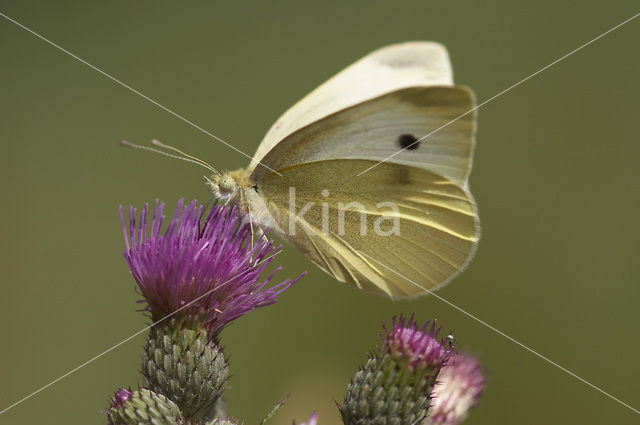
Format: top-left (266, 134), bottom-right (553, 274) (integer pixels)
top-left (1, 1), bottom-right (639, 424)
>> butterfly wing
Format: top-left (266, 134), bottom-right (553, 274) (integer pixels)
top-left (247, 44), bottom-right (478, 296)
top-left (256, 159), bottom-right (478, 297)
top-left (249, 41), bottom-right (454, 172)
top-left (251, 86), bottom-right (476, 188)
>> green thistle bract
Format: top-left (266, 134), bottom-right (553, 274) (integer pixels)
top-left (142, 318), bottom-right (228, 420)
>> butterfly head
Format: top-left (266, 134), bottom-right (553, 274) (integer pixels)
top-left (206, 168), bottom-right (252, 205)
top-left (206, 172), bottom-right (237, 203)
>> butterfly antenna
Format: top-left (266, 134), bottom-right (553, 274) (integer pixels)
top-left (152, 139), bottom-right (219, 175)
top-left (120, 140), bottom-right (218, 174)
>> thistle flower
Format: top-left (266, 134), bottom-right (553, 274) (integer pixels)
top-left (428, 354), bottom-right (485, 425)
top-left (384, 315), bottom-right (453, 369)
top-left (294, 412), bottom-right (318, 425)
top-left (110, 388), bottom-right (132, 409)
top-left (121, 199), bottom-right (304, 419)
top-left (121, 199), bottom-right (303, 337)
top-left (341, 315), bottom-right (453, 425)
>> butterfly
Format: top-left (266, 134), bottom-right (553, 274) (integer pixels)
top-left (128, 42), bottom-right (479, 298)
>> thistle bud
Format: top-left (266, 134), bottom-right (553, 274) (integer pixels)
top-left (341, 316), bottom-right (453, 425)
top-left (142, 319), bottom-right (228, 420)
top-left (105, 388), bottom-right (183, 425)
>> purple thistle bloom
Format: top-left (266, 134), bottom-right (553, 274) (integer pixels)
top-left (120, 199), bottom-right (303, 337)
top-left (429, 353), bottom-right (486, 425)
top-left (110, 388), bottom-right (132, 409)
top-left (293, 412), bottom-right (318, 425)
top-left (384, 315), bottom-right (453, 368)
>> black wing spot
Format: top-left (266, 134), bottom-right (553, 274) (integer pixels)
top-left (397, 134), bottom-right (420, 150)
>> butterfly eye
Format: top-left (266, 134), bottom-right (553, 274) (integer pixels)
top-left (218, 175), bottom-right (236, 193)
top-left (397, 134), bottom-right (420, 150)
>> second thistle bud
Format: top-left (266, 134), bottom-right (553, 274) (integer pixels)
top-left (341, 316), bottom-right (453, 425)
top-left (142, 318), bottom-right (228, 420)
top-left (105, 388), bottom-right (183, 425)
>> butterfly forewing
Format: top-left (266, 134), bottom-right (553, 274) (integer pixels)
top-left (249, 41), bottom-right (454, 171)
top-left (251, 86), bottom-right (475, 188)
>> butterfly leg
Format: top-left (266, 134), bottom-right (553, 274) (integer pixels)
top-left (248, 211), bottom-right (256, 248)
top-left (243, 190), bottom-right (256, 248)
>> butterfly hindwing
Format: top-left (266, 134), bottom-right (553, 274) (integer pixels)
top-left (257, 159), bottom-right (478, 297)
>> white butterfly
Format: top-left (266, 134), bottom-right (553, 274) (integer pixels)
top-left (133, 42), bottom-right (479, 298)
